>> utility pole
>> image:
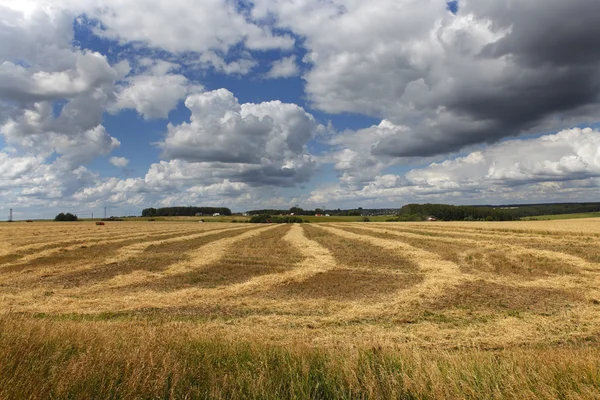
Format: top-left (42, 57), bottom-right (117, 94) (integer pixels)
top-left (91, 212), bottom-right (94, 221)
top-left (9, 208), bottom-right (13, 222)
top-left (104, 206), bottom-right (107, 219)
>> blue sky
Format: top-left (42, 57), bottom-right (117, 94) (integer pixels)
top-left (1, 0), bottom-right (600, 219)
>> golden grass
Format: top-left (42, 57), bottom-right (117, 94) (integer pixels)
top-left (134, 225), bottom-right (302, 290)
top-left (2, 219), bottom-right (600, 397)
top-left (2, 314), bottom-right (600, 399)
top-left (337, 225), bottom-right (581, 279)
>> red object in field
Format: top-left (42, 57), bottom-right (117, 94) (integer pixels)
top-left (96, 222), bottom-right (105, 226)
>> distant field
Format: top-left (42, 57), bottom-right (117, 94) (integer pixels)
top-left (2, 219), bottom-right (600, 398)
top-left (522, 211), bottom-right (600, 220)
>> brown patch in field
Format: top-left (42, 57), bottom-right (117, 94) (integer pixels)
top-left (336, 226), bottom-right (464, 264)
top-left (380, 224), bottom-right (600, 264)
top-left (0, 229), bottom-right (216, 275)
top-left (302, 225), bottom-right (418, 272)
top-left (514, 240), bottom-right (600, 264)
top-left (428, 280), bottom-right (583, 314)
top-left (0, 233), bottom-right (155, 266)
top-left (340, 226), bottom-right (580, 278)
top-left (48, 228), bottom-right (255, 288)
top-left (138, 225), bottom-right (303, 290)
top-left (461, 251), bottom-right (579, 277)
top-left (272, 268), bottom-right (421, 301)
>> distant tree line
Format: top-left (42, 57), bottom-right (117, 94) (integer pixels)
top-left (249, 214), bottom-right (304, 223)
top-left (392, 204), bottom-right (516, 221)
top-left (140, 202), bottom-right (600, 220)
top-left (247, 207), bottom-right (365, 216)
top-left (497, 202), bottom-right (600, 218)
top-left (391, 202), bottom-right (600, 221)
top-left (142, 207), bottom-right (232, 217)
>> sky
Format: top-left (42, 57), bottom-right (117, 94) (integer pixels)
top-left (1, 0), bottom-right (600, 219)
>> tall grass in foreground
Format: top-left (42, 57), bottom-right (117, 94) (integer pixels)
top-left (1, 315), bottom-right (600, 399)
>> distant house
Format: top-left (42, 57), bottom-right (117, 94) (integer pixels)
top-left (427, 216), bottom-right (437, 221)
top-left (325, 214), bottom-right (330, 217)
top-left (213, 213), bottom-right (220, 217)
top-left (290, 213), bottom-right (295, 216)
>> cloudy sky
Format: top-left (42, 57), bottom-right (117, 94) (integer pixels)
top-left (1, 0), bottom-right (600, 218)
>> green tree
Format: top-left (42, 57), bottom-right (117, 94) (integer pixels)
top-left (55, 212), bottom-right (78, 221)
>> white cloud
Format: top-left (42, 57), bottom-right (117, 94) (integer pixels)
top-left (406, 128), bottom-right (600, 186)
top-left (326, 120), bottom-right (410, 187)
top-left (159, 89), bottom-right (321, 186)
top-left (0, 152), bottom-right (45, 181)
top-left (109, 156), bottom-right (129, 168)
top-left (84, 0), bottom-right (295, 54)
top-left (266, 55), bottom-right (299, 79)
top-left (308, 127), bottom-right (600, 206)
top-left (254, 0), bottom-right (600, 158)
top-left (110, 59), bottom-right (203, 119)
top-left (195, 51), bottom-right (258, 75)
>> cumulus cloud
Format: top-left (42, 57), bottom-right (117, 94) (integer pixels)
top-left (255, 0), bottom-right (600, 158)
top-left (84, 0), bottom-right (294, 54)
top-left (0, 2), bottom-right (124, 211)
top-left (407, 128), bottom-right (600, 186)
top-left (159, 89), bottom-right (322, 186)
top-left (109, 59), bottom-right (203, 119)
top-left (308, 127), bottom-right (600, 206)
top-left (0, 152), bottom-right (45, 181)
top-left (326, 120), bottom-right (410, 187)
top-left (266, 56), bottom-right (299, 79)
top-left (0, 3), bottom-right (122, 158)
top-left (109, 156), bottom-right (129, 168)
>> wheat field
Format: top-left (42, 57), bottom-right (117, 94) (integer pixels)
top-left (2, 219), bottom-right (600, 398)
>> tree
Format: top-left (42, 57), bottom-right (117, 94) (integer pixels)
top-left (289, 207), bottom-right (304, 215)
top-left (55, 212), bottom-right (78, 221)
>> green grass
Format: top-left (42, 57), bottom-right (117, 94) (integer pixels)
top-left (521, 212), bottom-right (600, 221)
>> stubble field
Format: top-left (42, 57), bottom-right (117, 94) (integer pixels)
top-left (2, 219), bottom-right (600, 398)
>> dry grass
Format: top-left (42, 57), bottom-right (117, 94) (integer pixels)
top-left (272, 268), bottom-right (421, 300)
top-left (338, 225), bottom-right (580, 279)
top-left (2, 219), bottom-right (600, 398)
top-left (428, 279), bottom-right (584, 314)
top-left (134, 225), bottom-right (302, 290)
top-left (2, 314), bottom-right (600, 399)
top-left (302, 224), bottom-right (419, 272)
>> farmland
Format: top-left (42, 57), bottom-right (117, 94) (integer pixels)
top-left (2, 219), bottom-right (600, 398)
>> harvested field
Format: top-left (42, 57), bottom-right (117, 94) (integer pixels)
top-left (2, 219), bottom-right (600, 398)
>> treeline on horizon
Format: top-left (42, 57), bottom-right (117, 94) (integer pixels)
top-left (141, 207), bottom-right (232, 217)
top-left (248, 207), bottom-right (365, 216)
top-left (395, 202), bottom-right (600, 221)
top-left (138, 202), bottom-right (600, 221)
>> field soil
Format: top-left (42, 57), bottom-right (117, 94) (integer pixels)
top-left (2, 219), bottom-right (600, 398)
